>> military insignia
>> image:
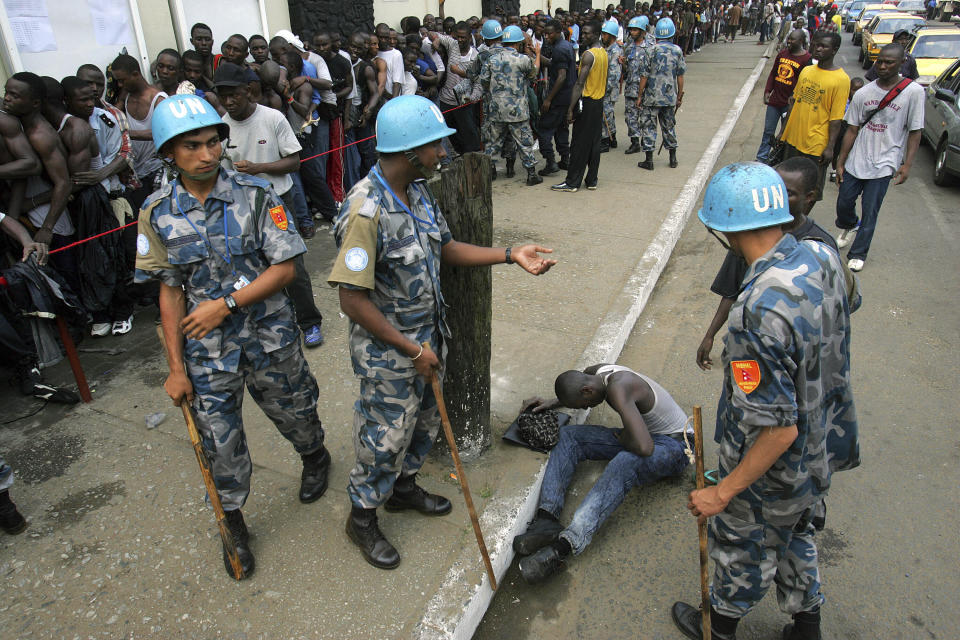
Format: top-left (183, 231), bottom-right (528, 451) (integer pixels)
top-left (345, 247), bottom-right (368, 272)
top-left (731, 360), bottom-right (761, 394)
top-left (269, 205), bottom-right (288, 230)
top-left (136, 233), bottom-right (149, 256)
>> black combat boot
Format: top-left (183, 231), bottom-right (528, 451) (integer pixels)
top-left (222, 509), bottom-right (255, 579)
top-left (519, 537), bottom-right (570, 584)
top-left (669, 148), bottom-right (678, 168)
top-left (609, 135), bottom-right (618, 149)
top-left (525, 167), bottom-right (544, 185)
top-left (505, 156), bottom-right (516, 178)
top-left (385, 475), bottom-right (452, 515)
top-left (782, 608), bottom-right (822, 640)
top-left (0, 490), bottom-right (27, 535)
top-left (671, 602), bottom-right (739, 640)
top-left (600, 137), bottom-right (610, 153)
top-left (513, 509), bottom-right (564, 555)
top-left (346, 506), bottom-right (401, 569)
top-left (538, 159), bottom-right (560, 176)
top-left (638, 151), bottom-right (654, 170)
top-left (625, 137), bottom-right (641, 154)
top-left (299, 445), bottom-right (331, 503)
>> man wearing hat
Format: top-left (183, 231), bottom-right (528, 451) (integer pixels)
top-left (135, 94), bottom-right (331, 580)
top-left (864, 30), bottom-right (918, 81)
top-left (671, 162), bottom-right (860, 640)
top-left (636, 17), bottom-right (685, 171)
top-left (600, 19), bottom-right (623, 153)
top-left (513, 363), bottom-right (691, 584)
top-left (621, 15), bottom-right (655, 155)
top-left (328, 95), bottom-right (556, 570)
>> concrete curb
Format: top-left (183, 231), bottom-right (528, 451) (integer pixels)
top-left (416, 44), bottom-right (776, 640)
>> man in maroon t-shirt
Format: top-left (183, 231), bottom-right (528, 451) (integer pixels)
top-left (756, 29), bottom-right (812, 163)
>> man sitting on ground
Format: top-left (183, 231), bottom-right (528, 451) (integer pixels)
top-left (514, 363), bottom-right (691, 583)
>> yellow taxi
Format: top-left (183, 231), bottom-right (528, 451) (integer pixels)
top-left (852, 4), bottom-right (899, 45)
top-left (860, 12), bottom-right (926, 68)
top-left (908, 26), bottom-right (960, 85)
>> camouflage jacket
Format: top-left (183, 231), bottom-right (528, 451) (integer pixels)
top-left (135, 169), bottom-right (305, 372)
top-left (328, 165), bottom-right (452, 380)
top-left (605, 42), bottom-right (623, 93)
top-left (480, 46), bottom-right (536, 122)
top-left (716, 234), bottom-right (860, 527)
top-left (623, 37), bottom-right (656, 97)
top-left (639, 41), bottom-right (686, 107)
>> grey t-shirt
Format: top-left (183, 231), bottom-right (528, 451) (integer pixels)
top-left (844, 79), bottom-right (924, 180)
top-left (222, 105), bottom-right (302, 197)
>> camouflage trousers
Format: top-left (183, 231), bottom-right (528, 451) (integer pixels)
top-left (348, 373), bottom-right (443, 509)
top-left (709, 507), bottom-right (824, 619)
top-left (624, 98), bottom-right (642, 139)
top-left (0, 454), bottom-right (13, 492)
top-left (480, 115), bottom-right (516, 159)
top-left (640, 105), bottom-right (678, 152)
top-left (602, 84), bottom-right (620, 139)
top-left (484, 120), bottom-right (538, 169)
top-left (188, 345), bottom-right (325, 511)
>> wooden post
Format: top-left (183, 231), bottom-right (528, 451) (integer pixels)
top-left (428, 153), bottom-right (493, 457)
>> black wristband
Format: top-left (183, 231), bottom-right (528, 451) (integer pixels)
top-left (505, 247), bottom-right (514, 265)
top-left (224, 294), bottom-right (239, 314)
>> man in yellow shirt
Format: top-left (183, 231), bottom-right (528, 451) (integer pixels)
top-left (780, 32), bottom-right (849, 200)
top-left (550, 22), bottom-right (608, 193)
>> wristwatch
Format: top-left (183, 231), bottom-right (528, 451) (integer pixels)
top-left (505, 247), bottom-right (514, 265)
top-left (224, 294), bottom-right (240, 314)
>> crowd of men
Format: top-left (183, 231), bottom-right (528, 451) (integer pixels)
top-left (1, 2), bottom-right (928, 637)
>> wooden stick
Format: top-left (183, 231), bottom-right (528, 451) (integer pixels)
top-left (55, 317), bottom-right (92, 403)
top-left (422, 342), bottom-right (498, 591)
top-left (693, 406), bottom-right (712, 640)
top-left (157, 326), bottom-right (244, 580)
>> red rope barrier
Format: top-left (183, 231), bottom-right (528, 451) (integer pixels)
top-left (46, 99), bottom-right (484, 255)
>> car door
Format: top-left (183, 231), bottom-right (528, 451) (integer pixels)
top-left (926, 60), bottom-right (960, 140)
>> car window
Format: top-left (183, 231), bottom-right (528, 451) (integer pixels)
top-left (875, 17), bottom-right (925, 33)
top-left (912, 33), bottom-right (960, 58)
top-left (940, 60), bottom-right (960, 91)
top-left (896, 0), bottom-right (924, 10)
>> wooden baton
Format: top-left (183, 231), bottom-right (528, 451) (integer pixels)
top-left (693, 406), bottom-right (712, 640)
top-left (422, 343), bottom-right (498, 591)
top-left (157, 326), bottom-right (244, 580)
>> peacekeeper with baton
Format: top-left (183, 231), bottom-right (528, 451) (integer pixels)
top-left (328, 95), bottom-right (556, 570)
top-left (671, 162), bottom-right (860, 640)
top-left (135, 95), bottom-right (330, 579)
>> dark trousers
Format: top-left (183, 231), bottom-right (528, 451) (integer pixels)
top-left (537, 101), bottom-right (571, 164)
top-left (564, 97), bottom-right (603, 188)
top-left (439, 100), bottom-right (482, 153)
top-left (354, 122), bottom-right (377, 176)
top-left (835, 172), bottom-right (892, 261)
top-left (298, 120), bottom-right (338, 220)
top-left (279, 189), bottom-right (323, 330)
top-left (783, 143), bottom-right (828, 201)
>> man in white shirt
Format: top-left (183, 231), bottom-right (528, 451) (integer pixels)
top-left (834, 43), bottom-right (923, 273)
top-left (375, 23), bottom-right (404, 97)
top-left (215, 62), bottom-right (325, 347)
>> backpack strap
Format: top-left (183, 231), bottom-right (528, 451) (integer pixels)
top-left (861, 77), bottom-right (912, 127)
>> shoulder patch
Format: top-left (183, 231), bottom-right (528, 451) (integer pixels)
top-left (232, 171), bottom-right (273, 189)
top-left (357, 197), bottom-right (379, 219)
top-left (141, 183), bottom-right (172, 213)
top-left (731, 360), bottom-right (761, 394)
top-left (344, 247), bottom-right (369, 271)
top-left (268, 205), bottom-right (289, 230)
top-left (136, 234), bottom-right (150, 256)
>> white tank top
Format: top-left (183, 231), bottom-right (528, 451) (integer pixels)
top-left (595, 364), bottom-right (690, 435)
top-left (125, 91), bottom-right (166, 179)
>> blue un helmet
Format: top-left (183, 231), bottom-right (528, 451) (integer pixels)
top-left (502, 25), bottom-right (525, 43)
top-left (375, 95), bottom-right (456, 153)
top-left (481, 19), bottom-right (504, 40)
top-left (152, 94), bottom-right (229, 152)
top-left (655, 17), bottom-right (677, 39)
top-left (698, 162), bottom-right (793, 233)
top-left (602, 19), bottom-right (620, 37)
top-left (628, 15), bottom-right (649, 30)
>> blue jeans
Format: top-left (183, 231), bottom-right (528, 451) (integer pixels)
top-left (756, 104), bottom-right (787, 162)
top-left (287, 173), bottom-right (312, 232)
top-left (539, 425), bottom-right (689, 555)
top-left (835, 172), bottom-right (891, 260)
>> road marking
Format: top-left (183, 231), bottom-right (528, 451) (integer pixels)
top-left (416, 43), bottom-right (777, 640)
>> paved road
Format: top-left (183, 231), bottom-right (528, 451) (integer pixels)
top-left (475, 38), bottom-right (960, 640)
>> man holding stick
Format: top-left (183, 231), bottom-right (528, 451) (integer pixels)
top-left (135, 95), bottom-right (330, 580)
top-left (328, 95), bottom-right (556, 570)
top-left (672, 162), bottom-right (860, 640)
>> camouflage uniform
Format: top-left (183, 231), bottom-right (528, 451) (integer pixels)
top-left (469, 44), bottom-right (514, 159)
top-left (135, 169), bottom-right (325, 511)
top-left (623, 36), bottom-right (655, 139)
top-left (602, 42), bottom-right (623, 140)
top-left (0, 454), bottom-right (12, 492)
top-left (480, 46), bottom-right (539, 169)
top-left (638, 40), bottom-right (686, 152)
top-left (327, 166), bottom-right (451, 509)
top-left (710, 234), bottom-right (860, 619)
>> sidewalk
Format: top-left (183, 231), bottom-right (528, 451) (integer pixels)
top-left (0, 38), bottom-right (775, 639)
